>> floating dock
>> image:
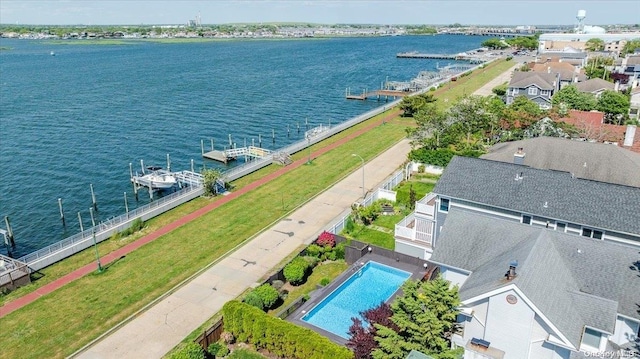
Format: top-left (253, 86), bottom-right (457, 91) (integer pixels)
top-left (346, 89), bottom-right (413, 101)
top-left (203, 146), bottom-right (272, 164)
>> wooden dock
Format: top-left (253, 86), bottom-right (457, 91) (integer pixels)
top-left (203, 146), bottom-right (271, 163)
top-left (346, 89), bottom-right (413, 101)
top-left (397, 52), bottom-right (456, 60)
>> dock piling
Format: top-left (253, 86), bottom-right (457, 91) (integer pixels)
top-left (167, 153), bottom-right (171, 172)
top-left (58, 198), bottom-right (65, 226)
top-left (287, 124), bottom-right (290, 138)
top-left (77, 212), bottom-right (84, 237)
top-left (201, 140), bottom-right (204, 155)
top-left (228, 134), bottom-right (232, 148)
top-left (124, 192), bottom-right (129, 215)
top-left (4, 216), bottom-right (15, 248)
top-left (191, 159), bottom-right (195, 172)
top-left (90, 183), bottom-right (98, 211)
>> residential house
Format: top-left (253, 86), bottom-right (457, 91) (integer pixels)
top-left (604, 40), bottom-right (626, 55)
top-left (530, 62), bottom-right (586, 89)
top-left (630, 88), bottom-right (640, 121)
top-left (537, 51), bottom-right (588, 69)
top-left (574, 78), bottom-right (615, 97)
top-left (480, 137), bottom-right (640, 187)
top-left (613, 54), bottom-right (640, 89)
top-left (506, 72), bottom-right (559, 109)
top-left (394, 156), bottom-right (640, 358)
top-left (430, 209), bottom-right (640, 359)
top-left (557, 110), bottom-right (640, 153)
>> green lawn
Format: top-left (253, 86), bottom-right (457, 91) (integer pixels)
top-left (433, 58), bottom-right (514, 109)
top-left (1, 114), bottom-right (408, 359)
top-left (395, 181), bottom-right (436, 207)
top-left (372, 213), bottom-right (406, 230)
top-left (347, 226), bottom-right (395, 250)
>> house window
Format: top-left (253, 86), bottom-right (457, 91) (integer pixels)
top-left (440, 198), bottom-right (450, 212)
top-left (557, 223), bottom-right (566, 232)
top-left (582, 228), bottom-right (592, 238)
top-left (522, 215), bottom-right (532, 225)
top-left (541, 90), bottom-right (550, 96)
top-left (512, 88), bottom-right (519, 95)
top-left (528, 87), bottom-right (538, 95)
top-left (581, 328), bottom-right (602, 350)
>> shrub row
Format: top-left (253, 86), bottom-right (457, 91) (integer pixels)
top-left (305, 242), bottom-right (345, 261)
top-left (222, 301), bottom-right (353, 359)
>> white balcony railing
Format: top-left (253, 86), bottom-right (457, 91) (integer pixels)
top-left (395, 212), bottom-right (434, 247)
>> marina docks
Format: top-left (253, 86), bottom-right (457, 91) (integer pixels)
top-left (397, 48), bottom-right (493, 64)
top-left (345, 89), bottom-right (412, 101)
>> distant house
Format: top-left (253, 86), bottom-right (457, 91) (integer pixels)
top-left (574, 78), bottom-right (615, 97)
top-left (394, 155), bottom-right (640, 359)
top-left (530, 62), bottom-right (586, 89)
top-left (506, 72), bottom-right (559, 109)
top-left (630, 88), bottom-right (640, 121)
top-left (558, 110), bottom-right (640, 152)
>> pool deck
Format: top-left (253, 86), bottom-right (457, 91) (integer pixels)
top-left (288, 253), bottom-right (427, 345)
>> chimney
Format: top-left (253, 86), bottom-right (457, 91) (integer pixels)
top-left (505, 260), bottom-right (518, 280)
top-left (514, 147), bottom-right (526, 165)
top-left (624, 125), bottom-right (637, 147)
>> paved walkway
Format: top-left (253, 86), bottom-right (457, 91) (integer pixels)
top-left (77, 138), bottom-right (411, 358)
top-left (472, 62), bottom-right (520, 96)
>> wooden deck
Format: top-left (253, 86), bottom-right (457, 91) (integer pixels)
top-left (346, 89), bottom-right (414, 101)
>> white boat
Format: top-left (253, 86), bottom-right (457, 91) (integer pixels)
top-left (132, 166), bottom-right (177, 190)
top-left (50, 51), bottom-right (55, 56)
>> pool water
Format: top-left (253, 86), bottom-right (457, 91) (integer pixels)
top-left (301, 261), bottom-right (411, 339)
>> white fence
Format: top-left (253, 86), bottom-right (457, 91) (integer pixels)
top-left (19, 184), bottom-right (203, 271)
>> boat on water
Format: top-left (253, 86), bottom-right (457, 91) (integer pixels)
top-left (143, 166), bottom-right (177, 189)
top-left (132, 166), bottom-right (177, 190)
top-left (50, 51), bottom-right (55, 56)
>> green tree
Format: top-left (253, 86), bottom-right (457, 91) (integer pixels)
top-left (202, 169), bottom-right (224, 196)
top-left (372, 277), bottom-right (460, 359)
top-left (621, 39), bottom-right (640, 56)
top-left (585, 38), bottom-right (605, 51)
top-left (506, 35), bottom-right (538, 50)
top-left (585, 56), bottom-right (614, 80)
top-left (552, 85), bottom-right (597, 111)
top-left (481, 38), bottom-right (509, 50)
top-left (253, 284), bottom-right (280, 309)
top-left (407, 103), bottom-right (449, 149)
top-left (597, 90), bottom-right (631, 124)
top-left (399, 94), bottom-right (437, 117)
top-left (491, 83), bottom-right (508, 96)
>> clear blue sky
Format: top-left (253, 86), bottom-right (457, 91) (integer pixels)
top-left (1, 0), bottom-right (639, 26)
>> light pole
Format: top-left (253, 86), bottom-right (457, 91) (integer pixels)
top-left (306, 135), bottom-right (312, 165)
top-left (89, 207), bottom-right (104, 273)
top-left (352, 154), bottom-right (365, 199)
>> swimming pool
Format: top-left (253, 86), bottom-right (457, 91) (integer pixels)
top-left (301, 261), bottom-right (411, 339)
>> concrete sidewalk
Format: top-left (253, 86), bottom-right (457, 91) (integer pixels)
top-left (473, 63), bottom-right (519, 96)
top-left (77, 139), bottom-right (412, 359)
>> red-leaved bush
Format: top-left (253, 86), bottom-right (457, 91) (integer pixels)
top-left (316, 231), bottom-right (336, 248)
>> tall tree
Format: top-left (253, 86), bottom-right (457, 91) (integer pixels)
top-left (372, 277), bottom-right (460, 359)
top-left (347, 302), bottom-right (397, 359)
top-left (399, 94), bottom-right (437, 117)
top-left (621, 39), bottom-right (640, 56)
top-left (597, 90), bottom-right (631, 124)
top-left (552, 85), bottom-right (597, 111)
top-left (585, 38), bottom-right (605, 51)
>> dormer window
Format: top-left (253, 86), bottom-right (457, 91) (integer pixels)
top-left (528, 87), bottom-right (538, 95)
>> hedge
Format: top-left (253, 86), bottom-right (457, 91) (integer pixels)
top-left (222, 301), bottom-right (353, 359)
top-left (169, 342), bottom-right (205, 359)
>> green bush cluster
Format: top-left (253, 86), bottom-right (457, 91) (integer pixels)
top-left (207, 341), bottom-right (230, 358)
top-left (243, 291), bottom-right (264, 310)
top-left (222, 301), bottom-right (353, 359)
top-left (253, 284), bottom-right (279, 309)
top-left (118, 218), bottom-right (145, 238)
top-left (283, 256), bottom-right (311, 285)
top-left (305, 242), bottom-right (345, 261)
top-left (169, 342), bottom-right (205, 359)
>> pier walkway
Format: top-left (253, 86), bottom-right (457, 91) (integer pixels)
top-left (75, 137), bottom-right (411, 359)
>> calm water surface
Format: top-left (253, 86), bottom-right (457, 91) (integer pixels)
top-left (0, 35), bottom-right (482, 256)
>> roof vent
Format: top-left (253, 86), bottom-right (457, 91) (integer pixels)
top-left (505, 260), bottom-right (518, 280)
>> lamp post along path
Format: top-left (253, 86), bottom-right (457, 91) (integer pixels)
top-left (89, 207), bottom-right (104, 273)
top-left (352, 154), bottom-right (365, 199)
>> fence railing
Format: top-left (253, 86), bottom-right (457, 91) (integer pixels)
top-left (19, 184), bottom-right (203, 270)
top-left (194, 318), bottom-right (224, 351)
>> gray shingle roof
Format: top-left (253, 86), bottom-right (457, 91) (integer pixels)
top-left (508, 71), bottom-right (557, 90)
top-left (575, 78), bottom-right (615, 93)
top-left (430, 209), bottom-right (640, 348)
top-left (433, 156), bottom-right (640, 235)
top-left (480, 137), bottom-right (640, 187)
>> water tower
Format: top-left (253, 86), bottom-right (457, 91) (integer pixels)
top-left (576, 10), bottom-right (586, 34)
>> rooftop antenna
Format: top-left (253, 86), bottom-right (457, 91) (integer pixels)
top-left (576, 10), bottom-right (586, 34)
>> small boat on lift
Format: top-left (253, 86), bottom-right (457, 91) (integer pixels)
top-left (141, 166), bottom-right (177, 190)
top-left (131, 165), bottom-right (177, 191)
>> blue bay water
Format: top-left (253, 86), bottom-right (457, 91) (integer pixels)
top-left (0, 35), bottom-right (482, 257)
